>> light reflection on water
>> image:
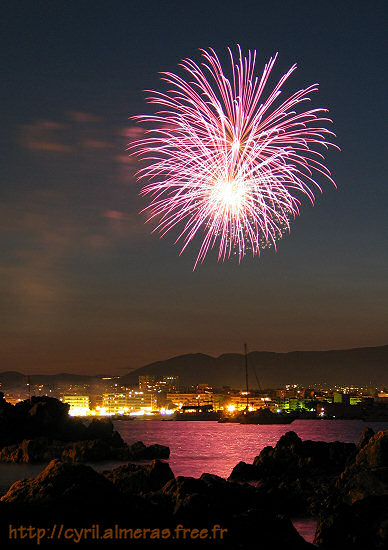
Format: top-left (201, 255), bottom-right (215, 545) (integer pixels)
top-left (1, 420), bottom-right (388, 543)
top-left (112, 419), bottom-right (388, 479)
top-left (1, 420), bottom-right (388, 489)
top-left (292, 517), bottom-right (318, 544)
top-left (112, 419), bottom-right (388, 544)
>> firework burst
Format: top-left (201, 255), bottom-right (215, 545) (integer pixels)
top-left (129, 46), bottom-right (338, 269)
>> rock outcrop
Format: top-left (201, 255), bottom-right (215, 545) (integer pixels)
top-left (0, 396), bottom-right (136, 445)
top-left (0, 437), bottom-right (170, 464)
top-left (122, 441), bottom-right (170, 460)
top-left (104, 459), bottom-right (174, 495)
top-left (0, 459), bottom-right (119, 505)
top-left (333, 429), bottom-right (388, 505)
top-left (314, 495), bottom-right (388, 549)
top-left (228, 430), bottom-right (357, 515)
top-left (0, 458), bottom-right (314, 548)
top-left (0, 396), bottom-right (170, 464)
top-left (3, 428), bottom-right (387, 548)
top-left (230, 431), bottom-right (357, 481)
top-left (314, 428), bottom-right (388, 548)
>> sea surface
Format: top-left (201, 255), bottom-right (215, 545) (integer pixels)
top-left (112, 419), bottom-right (388, 479)
top-left (113, 419), bottom-right (388, 544)
top-left (1, 419), bottom-right (388, 544)
top-left (2, 419), bottom-right (388, 489)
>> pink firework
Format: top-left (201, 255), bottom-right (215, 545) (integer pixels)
top-left (129, 46), bottom-right (337, 269)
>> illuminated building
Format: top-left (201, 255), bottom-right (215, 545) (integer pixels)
top-left (138, 375), bottom-right (179, 394)
top-left (162, 376), bottom-right (179, 390)
top-left (102, 392), bottom-right (157, 414)
top-left (129, 393), bottom-right (156, 411)
top-left (62, 395), bottom-right (90, 416)
top-left (270, 397), bottom-right (315, 412)
top-left (167, 392), bottom-right (206, 408)
top-left (333, 391), bottom-right (344, 403)
top-left (102, 393), bottom-right (129, 414)
top-left (138, 375), bottom-right (155, 391)
top-left (226, 395), bottom-right (268, 412)
top-left (167, 392), bottom-right (225, 411)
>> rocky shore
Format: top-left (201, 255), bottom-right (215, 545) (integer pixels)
top-left (1, 394), bottom-right (387, 548)
top-left (0, 393), bottom-right (169, 463)
top-left (0, 457), bottom-right (313, 548)
top-left (0, 429), bottom-right (387, 547)
top-left (229, 427), bottom-right (388, 548)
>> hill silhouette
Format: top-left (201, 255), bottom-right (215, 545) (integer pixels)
top-left (1, 345), bottom-right (387, 389)
top-left (120, 345), bottom-right (388, 388)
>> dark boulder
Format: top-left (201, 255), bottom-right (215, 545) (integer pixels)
top-left (339, 430), bottom-right (388, 504)
top-left (116, 440), bottom-right (170, 460)
top-left (228, 460), bottom-right (259, 481)
top-left (339, 463), bottom-right (388, 504)
top-left (0, 459), bottom-right (119, 505)
top-left (254, 431), bottom-right (356, 477)
top-left (85, 418), bottom-right (114, 440)
top-left (231, 431), bottom-right (357, 481)
top-left (314, 495), bottom-right (388, 549)
top-left (160, 476), bottom-right (208, 509)
top-left (199, 472), bottom-right (262, 515)
top-left (355, 430), bottom-right (388, 468)
top-left (144, 443), bottom-right (170, 459)
top-left (0, 437), bottom-right (60, 463)
top-left (229, 508), bottom-right (314, 549)
top-left (23, 397), bottom-right (69, 424)
top-left (159, 472), bottom-right (266, 525)
top-left (128, 440), bottom-right (147, 458)
top-left (0, 437), bottom-right (128, 463)
top-left (0, 392), bottom-right (13, 414)
top-left (358, 426), bottom-right (375, 449)
top-left (0, 396), bottom-right (126, 453)
top-left (228, 431), bottom-right (357, 516)
top-left (61, 439), bottom-right (112, 462)
top-left (0, 459), bottom-right (160, 533)
top-left (104, 459), bottom-right (174, 495)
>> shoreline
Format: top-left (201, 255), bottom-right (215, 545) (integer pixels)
top-left (1, 427), bottom-right (387, 548)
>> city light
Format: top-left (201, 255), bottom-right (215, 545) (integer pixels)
top-left (68, 406), bottom-right (89, 417)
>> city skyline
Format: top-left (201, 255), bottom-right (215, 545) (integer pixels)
top-left (1, 1), bottom-right (387, 375)
top-left (1, 343), bottom-right (387, 389)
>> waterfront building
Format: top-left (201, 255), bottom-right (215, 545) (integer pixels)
top-left (226, 395), bottom-right (269, 412)
top-left (62, 395), bottom-right (90, 416)
top-left (129, 392), bottom-right (156, 411)
top-left (167, 392), bottom-right (210, 408)
top-left (102, 392), bottom-right (156, 414)
top-left (102, 393), bottom-right (129, 414)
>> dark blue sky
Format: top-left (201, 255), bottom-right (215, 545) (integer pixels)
top-left (1, 0), bottom-right (387, 374)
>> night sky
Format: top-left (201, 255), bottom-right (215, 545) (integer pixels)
top-left (1, 1), bottom-right (387, 374)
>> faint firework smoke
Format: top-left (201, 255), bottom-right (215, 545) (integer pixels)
top-left (129, 46), bottom-right (338, 269)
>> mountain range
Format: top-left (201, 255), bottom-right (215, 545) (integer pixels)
top-left (1, 344), bottom-right (387, 390)
top-left (120, 344), bottom-right (388, 388)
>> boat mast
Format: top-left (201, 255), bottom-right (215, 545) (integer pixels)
top-left (244, 343), bottom-right (249, 411)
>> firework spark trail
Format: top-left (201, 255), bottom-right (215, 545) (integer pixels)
top-left (129, 45), bottom-right (338, 269)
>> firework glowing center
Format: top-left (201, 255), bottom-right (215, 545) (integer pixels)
top-left (211, 178), bottom-right (245, 213)
top-left (129, 46), bottom-right (338, 269)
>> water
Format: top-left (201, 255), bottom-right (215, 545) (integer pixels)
top-left (109, 419), bottom-right (388, 544)
top-left (1, 420), bottom-right (388, 491)
top-left (111, 419), bottom-right (388, 479)
top-left (1, 419), bottom-right (387, 544)
top-left (292, 517), bottom-right (320, 544)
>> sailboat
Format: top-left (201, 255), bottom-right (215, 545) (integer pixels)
top-left (220, 344), bottom-right (295, 425)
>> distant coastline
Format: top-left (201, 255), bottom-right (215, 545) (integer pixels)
top-left (1, 343), bottom-right (388, 388)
